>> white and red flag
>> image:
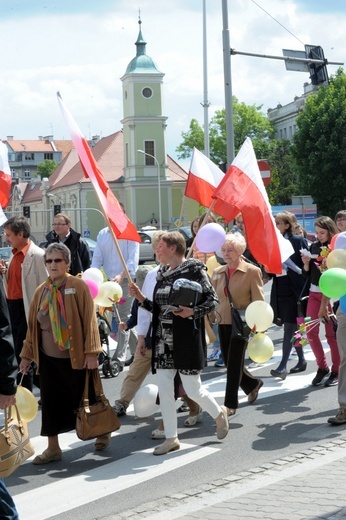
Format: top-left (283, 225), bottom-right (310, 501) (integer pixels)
top-left (212, 137), bottom-right (293, 274)
top-left (185, 147), bottom-right (224, 207)
top-left (0, 141), bottom-right (12, 209)
top-left (57, 92), bottom-right (140, 243)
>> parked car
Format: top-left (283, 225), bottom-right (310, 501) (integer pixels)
top-left (0, 247), bottom-right (12, 263)
top-left (82, 237), bottom-right (97, 259)
top-left (139, 230), bottom-right (157, 264)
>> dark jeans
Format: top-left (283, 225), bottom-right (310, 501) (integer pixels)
top-left (218, 324), bottom-right (260, 409)
top-left (0, 479), bottom-right (19, 519)
top-left (7, 299), bottom-right (34, 391)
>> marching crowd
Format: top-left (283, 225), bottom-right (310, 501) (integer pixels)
top-left (1, 206), bottom-right (346, 518)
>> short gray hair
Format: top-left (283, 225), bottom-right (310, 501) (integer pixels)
top-left (223, 232), bottom-right (246, 255)
top-left (44, 243), bottom-right (71, 268)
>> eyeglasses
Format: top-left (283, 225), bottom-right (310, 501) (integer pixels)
top-left (53, 223), bottom-right (67, 227)
top-left (45, 258), bottom-right (64, 264)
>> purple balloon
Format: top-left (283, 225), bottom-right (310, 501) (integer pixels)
top-left (335, 232), bottom-right (346, 250)
top-left (340, 294), bottom-right (346, 314)
top-left (84, 278), bottom-right (99, 299)
top-left (195, 223), bottom-right (226, 253)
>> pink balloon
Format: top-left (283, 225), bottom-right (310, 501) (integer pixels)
top-left (195, 223), bottom-right (226, 253)
top-left (84, 278), bottom-right (99, 299)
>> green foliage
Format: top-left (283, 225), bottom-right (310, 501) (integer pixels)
top-left (37, 159), bottom-right (57, 179)
top-left (292, 68), bottom-right (346, 216)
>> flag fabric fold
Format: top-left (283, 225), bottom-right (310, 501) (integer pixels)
top-left (212, 137), bottom-right (293, 274)
top-left (57, 93), bottom-right (140, 242)
top-left (0, 141), bottom-right (12, 209)
top-left (185, 147), bottom-right (224, 207)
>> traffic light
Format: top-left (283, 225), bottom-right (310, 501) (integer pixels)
top-left (307, 46), bottom-right (328, 86)
top-left (53, 204), bottom-right (61, 216)
top-left (23, 206), bottom-right (30, 218)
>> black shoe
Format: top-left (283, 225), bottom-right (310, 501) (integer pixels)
top-left (324, 371), bottom-right (338, 387)
top-left (312, 367), bottom-right (330, 386)
top-left (290, 362), bottom-right (307, 374)
top-left (270, 369), bottom-right (287, 380)
top-left (125, 355), bottom-right (134, 367)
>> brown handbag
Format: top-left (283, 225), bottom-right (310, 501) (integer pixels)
top-left (0, 405), bottom-right (35, 478)
top-left (75, 369), bottom-right (121, 441)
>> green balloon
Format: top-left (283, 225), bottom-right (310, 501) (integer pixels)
top-left (319, 268), bottom-right (346, 298)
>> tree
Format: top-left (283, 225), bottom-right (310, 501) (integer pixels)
top-left (37, 159), bottom-right (57, 179)
top-left (292, 69), bottom-right (346, 216)
top-left (176, 96), bottom-right (275, 165)
top-left (266, 139), bottom-right (298, 206)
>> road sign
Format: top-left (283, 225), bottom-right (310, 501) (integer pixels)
top-left (282, 49), bottom-right (309, 72)
top-left (83, 230), bottom-right (91, 238)
top-left (258, 160), bottom-right (271, 187)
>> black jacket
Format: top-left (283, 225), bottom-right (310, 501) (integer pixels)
top-left (0, 276), bottom-right (17, 396)
top-left (45, 228), bottom-right (91, 276)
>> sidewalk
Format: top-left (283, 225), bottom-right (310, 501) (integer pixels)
top-left (114, 433), bottom-right (346, 520)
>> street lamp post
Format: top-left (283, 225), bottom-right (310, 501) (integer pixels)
top-left (137, 149), bottom-right (162, 230)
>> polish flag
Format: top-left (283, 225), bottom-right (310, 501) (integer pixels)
top-left (212, 137), bottom-right (293, 274)
top-left (0, 141), bottom-right (12, 208)
top-left (185, 147), bottom-right (224, 207)
top-left (57, 93), bottom-right (140, 242)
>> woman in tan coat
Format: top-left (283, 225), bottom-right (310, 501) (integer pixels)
top-left (212, 233), bottom-right (264, 417)
top-left (20, 243), bottom-right (103, 464)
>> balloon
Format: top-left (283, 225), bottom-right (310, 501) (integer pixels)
top-left (247, 333), bottom-right (274, 364)
top-left (195, 223), bottom-right (226, 253)
top-left (94, 281), bottom-right (123, 307)
top-left (133, 384), bottom-right (160, 418)
top-left (330, 233), bottom-right (339, 251)
top-left (245, 301), bottom-right (274, 332)
top-left (16, 386), bottom-right (38, 422)
top-left (82, 268), bottom-right (104, 286)
top-left (319, 268), bottom-right (346, 299)
top-left (83, 278), bottom-right (99, 299)
top-left (340, 295), bottom-right (346, 314)
top-left (326, 249), bottom-right (346, 269)
top-left (334, 232), bottom-right (346, 250)
top-left (206, 255), bottom-right (220, 277)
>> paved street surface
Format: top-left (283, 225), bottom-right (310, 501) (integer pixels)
top-left (4, 288), bottom-right (346, 520)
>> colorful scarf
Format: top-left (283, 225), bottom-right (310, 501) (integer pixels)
top-left (40, 276), bottom-right (70, 350)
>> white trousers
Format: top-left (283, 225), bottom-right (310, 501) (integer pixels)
top-left (156, 369), bottom-right (222, 439)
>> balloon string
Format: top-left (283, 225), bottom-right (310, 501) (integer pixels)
top-left (18, 372), bottom-right (25, 386)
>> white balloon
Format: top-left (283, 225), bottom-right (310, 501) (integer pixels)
top-left (94, 281), bottom-right (123, 307)
top-left (335, 232), bottom-right (346, 250)
top-left (245, 300), bottom-right (274, 332)
top-left (82, 268), bottom-right (104, 286)
top-left (133, 384), bottom-right (160, 418)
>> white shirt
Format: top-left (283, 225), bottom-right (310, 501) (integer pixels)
top-left (137, 265), bottom-right (160, 336)
top-left (91, 227), bottom-right (139, 279)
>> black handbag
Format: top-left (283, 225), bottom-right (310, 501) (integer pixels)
top-left (224, 273), bottom-right (251, 339)
top-left (168, 278), bottom-right (203, 309)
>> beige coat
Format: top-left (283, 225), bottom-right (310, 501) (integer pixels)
top-left (212, 260), bottom-right (264, 325)
top-left (21, 275), bottom-right (102, 372)
top-left (6, 241), bottom-right (48, 321)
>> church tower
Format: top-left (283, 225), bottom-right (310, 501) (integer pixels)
top-left (121, 17), bottom-right (169, 227)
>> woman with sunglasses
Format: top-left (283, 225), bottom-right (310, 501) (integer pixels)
top-left (19, 243), bottom-right (103, 464)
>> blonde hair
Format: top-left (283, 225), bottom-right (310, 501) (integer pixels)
top-left (222, 232), bottom-right (246, 255)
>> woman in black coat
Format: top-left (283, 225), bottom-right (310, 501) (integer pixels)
top-left (270, 212), bottom-right (309, 379)
top-left (130, 231), bottom-right (229, 455)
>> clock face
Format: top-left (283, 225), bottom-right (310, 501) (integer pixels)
top-left (142, 87), bottom-right (153, 99)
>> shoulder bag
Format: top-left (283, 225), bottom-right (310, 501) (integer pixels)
top-left (76, 369), bottom-right (121, 441)
top-left (224, 272), bottom-right (251, 339)
top-left (0, 405), bottom-right (35, 477)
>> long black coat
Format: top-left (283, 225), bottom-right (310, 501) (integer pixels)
top-left (45, 228), bottom-right (90, 276)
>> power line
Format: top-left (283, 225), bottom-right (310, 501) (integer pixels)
top-left (250, 0), bottom-right (305, 46)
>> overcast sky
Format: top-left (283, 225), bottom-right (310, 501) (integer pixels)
top-left (0, 0), bottom-right (345, 166)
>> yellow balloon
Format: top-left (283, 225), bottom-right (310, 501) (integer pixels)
top-left (206, 255), bottom-right (220, 277)
top-left (247, 333), bottom-right (274, 363)
top-left (16, 386), bottom-right (38, 422)
top-left (94, 281), bottom-right (123, 307)
top-left (245, 301), bottom-right (274, 332)
top-left (326, 249), bottom-right (346, 270)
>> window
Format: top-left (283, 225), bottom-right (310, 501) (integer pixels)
top-left (125, 143), bottom-right (129, 167)
top-left (44, 153), bottom-right (53, 160)
top-left (144, 141), bottom-right (155, 165)
top-left (24, 169), bottom-right (31, 179)
top-left (24, 153), bottom-right (34, 161)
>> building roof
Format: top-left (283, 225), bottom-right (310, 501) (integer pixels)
top-left (4, 138), bottom-right (73, 158)
top-left (125, 20), bottom-right (161, 75)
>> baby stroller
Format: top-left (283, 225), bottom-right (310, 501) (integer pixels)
top-left (96, 310), bottom-right (120, 378)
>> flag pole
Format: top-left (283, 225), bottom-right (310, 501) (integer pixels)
top-left (185, 200), bottom-right (216, 260)
top-left (104, 214), bottom-right (133, 283)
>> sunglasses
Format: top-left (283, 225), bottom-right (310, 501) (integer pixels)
top-left (45, 258), bottom-right (64, 264)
